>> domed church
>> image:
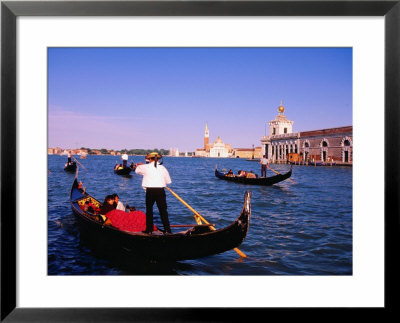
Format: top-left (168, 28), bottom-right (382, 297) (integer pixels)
top-left (195, 123), bottom-right (232, 157)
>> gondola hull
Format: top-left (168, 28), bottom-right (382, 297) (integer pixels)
top-left (215, 167), bottom-right (292, 186)
top-left (64, 162), bottom-right (77, 172)
top-left (114, 166), bottom-right (132, 176)
top-left (70, 172), bottom-right (251, 261)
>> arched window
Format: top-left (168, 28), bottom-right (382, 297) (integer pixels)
top-left (341, 136), bottom-right (353, 147)
top-left (341, 136), bottom-right (353, 163)
top-left (322, 141), bottom-right (328, 147)
top-left (305, 142), bottom-right (309, 148)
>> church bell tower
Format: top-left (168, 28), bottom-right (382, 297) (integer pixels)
top-left (204, 123), bottom-right (209, 149)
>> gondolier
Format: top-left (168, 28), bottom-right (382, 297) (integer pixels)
top-left (135, 152), bottom-right (172, 234)
top-left (260, 155), bottom-right (269, 177)
top-left (121, 153), bottom-right (128, 167)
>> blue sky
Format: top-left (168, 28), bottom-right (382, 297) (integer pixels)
top-left (48, 47), bottom-right (352, 151)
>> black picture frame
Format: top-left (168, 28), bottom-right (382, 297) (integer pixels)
top-left (1, 0), bottom-right (398, 321)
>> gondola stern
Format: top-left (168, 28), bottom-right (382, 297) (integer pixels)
top-left (243, 190), bottom-right (252, 219)
top-left (238, 190), bottom-right (252, 234)
top-left (286, 166), bottom-right (293, 178)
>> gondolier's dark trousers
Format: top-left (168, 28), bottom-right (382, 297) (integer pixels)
top-left (261, 165), bottom-right (267, 177)
top-left (145, 187), bottom-right (171, 233)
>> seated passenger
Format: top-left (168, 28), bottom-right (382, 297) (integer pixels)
top-left (112, 193), bottom-right (125, 211)
top-left (246, 171), bottom-right (257, 178)
top-left (99, 195), bottom-right (116, 215)
top-left (226, 169), bottom-right (234, 177)
top-left (83, 200), bottom-right (94, 213)
top-left (237, 170), bottom-right (246, 177)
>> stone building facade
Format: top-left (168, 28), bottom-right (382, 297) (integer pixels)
top-left (231, 147), bottom-right (262, 159)
top-left (261, 104), bottom-right (352, 164)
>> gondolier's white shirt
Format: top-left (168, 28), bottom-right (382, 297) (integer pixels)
top-left (135, 162), bottom-right (172, 188)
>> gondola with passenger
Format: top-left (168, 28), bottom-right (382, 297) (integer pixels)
top-left (70, 167), bottom-right (251, 261)
top-left (64, 153), bottom-right (77, 172)
top-left (64, 161), bottom-right (77, 172)
top-left (215, 166), bottom-right (292, 186)
top-left (114, 153), bottom-right (135, 175)
top-left (113, 164), bottom-right (134, 176)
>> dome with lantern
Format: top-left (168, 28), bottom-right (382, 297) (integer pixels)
top-left (278, 100), bottom-right (285, 114)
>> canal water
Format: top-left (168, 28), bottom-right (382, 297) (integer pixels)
top-left (48, 155), bottom-right (352, 275)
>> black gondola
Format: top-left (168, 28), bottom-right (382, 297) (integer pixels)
top-left (114, 164), bottom-right (133, 176)
top-left (64, 161), bottom-right (77, 172)
top-left (215, 166), bottom-right (292, 186)
top-left (70, 168), bottom-right (251, 261)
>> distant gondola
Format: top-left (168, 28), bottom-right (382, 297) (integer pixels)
top-left (64, 161), bottom-right (77, 172)
top-left (114, 165), bottom-right (133, 176)
top-left (70, 168), bottom-right (251, 261)
top-left (215, 166), bottom-right (292, 186)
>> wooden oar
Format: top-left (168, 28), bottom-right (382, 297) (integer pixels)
top-left (73, 156), bottom-right (87, 170)
top-left (268, 166), bottom-right (296, 184)
top-left (170, 224), bottom-right (215, 228)
top-left (165, 187), bottom-right (247, 258)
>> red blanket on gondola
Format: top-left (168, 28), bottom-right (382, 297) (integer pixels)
top-left (105, 209), bottom-right (157, 232)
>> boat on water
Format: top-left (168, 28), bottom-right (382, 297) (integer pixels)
top-left (215, 166), bottom-right (292, 186)
top-left (70, 168), bottom-right (251, 261)
top-left (114, 165), bottom-right (133, 176)
top-left (64, 161), bottom-right (77, 172)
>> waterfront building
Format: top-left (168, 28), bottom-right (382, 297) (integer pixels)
top-left (195, 148), bottom-right (208, 157)
top-left (261, 103), bottom-right (353, 164)
top-left (195, 123), bottom-right (232, 157)
top-left (232, 147), bottom-right (262, 159)
top-left (169, 147), bottom-right (180, 157)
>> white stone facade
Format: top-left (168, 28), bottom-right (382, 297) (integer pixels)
top-left (209, 136), bottom-right (230, 157)
top-left (261, 104), bottom-right (352, 164)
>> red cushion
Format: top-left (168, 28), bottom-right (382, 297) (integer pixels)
top-left (106, 209), bottom-right (157, 232)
